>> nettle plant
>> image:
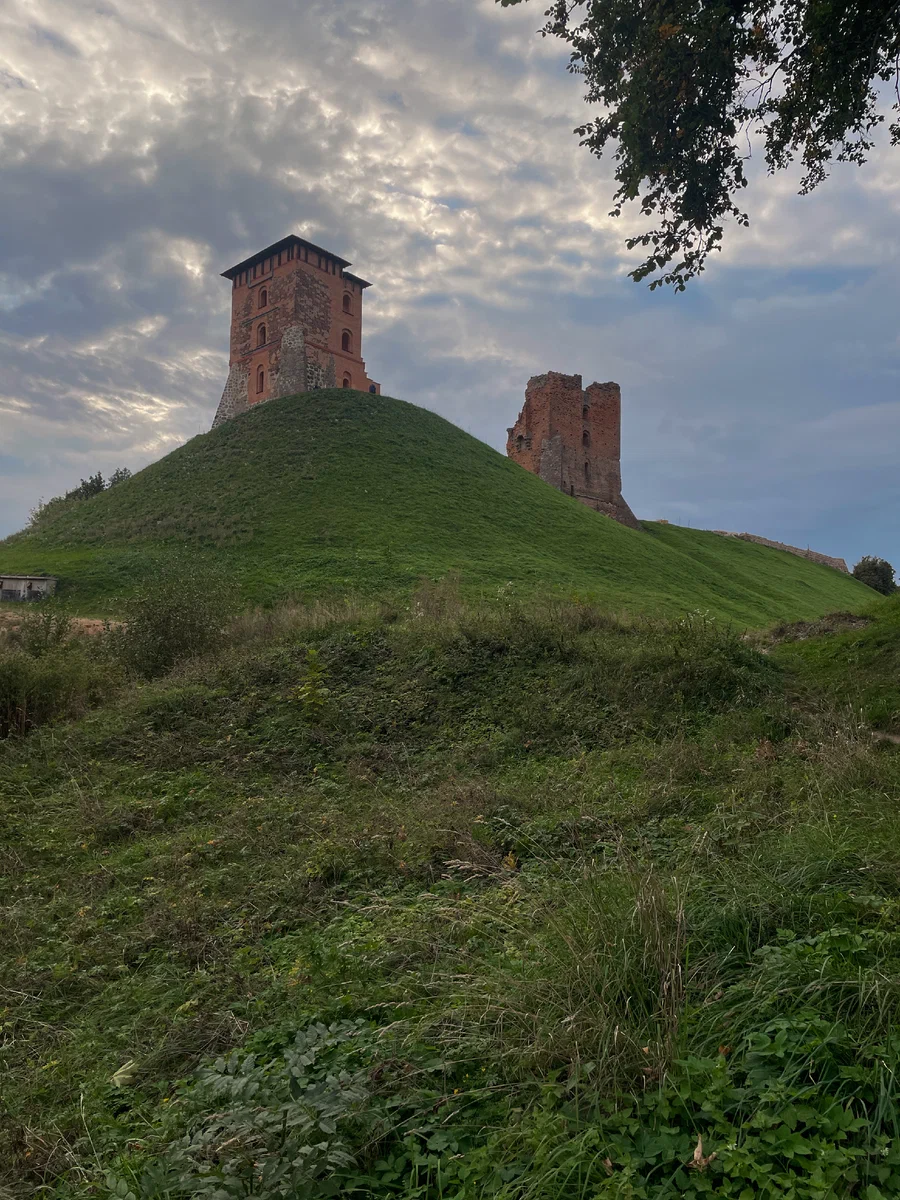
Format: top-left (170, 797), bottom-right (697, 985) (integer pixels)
top-left (106, 1021), bottom-right (372, 1200)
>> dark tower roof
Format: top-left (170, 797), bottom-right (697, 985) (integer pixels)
top-left (221, 235), bottom-right (371, 287)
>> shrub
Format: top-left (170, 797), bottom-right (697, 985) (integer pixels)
top-left (853, 555), bottom-right (897, 595)
top-left (0, 644), bottom-right (120, 737)
top-left (110, 558), bottom-right (237, 678)
top-left (16, 600), bottom-right (73, 658)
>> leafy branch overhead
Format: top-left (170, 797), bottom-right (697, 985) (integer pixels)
top-left (498, 0), bottom-right (900, 288)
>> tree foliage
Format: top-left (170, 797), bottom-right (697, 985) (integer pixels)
top-left (852, 555), bottom-right (897, 595)
top-left (499, 0), bottom-right (900, 288)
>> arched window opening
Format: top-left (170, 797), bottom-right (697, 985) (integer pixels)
top-left (257, 324), bottom-right (266, 347)
top-left (516, 435), bottom-right (524, 452)
top-left (342, 293), bottom-right (352, 313)
top-left (341, 330), bottom-right (352, 353)
top-left (582, 405), bottom-right (589, 419)
top-left (342, 375), bottom-right (352, 388)
top-left (258, 287), bottom-right (267, 309)
top-left (256, 367), bottom-right (265, 394)
top-left (582, 429), bottom-right (590, 447)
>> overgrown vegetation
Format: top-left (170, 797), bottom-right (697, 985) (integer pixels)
top-left (2, 583), bottom-right (900, 1197)
top-left (0, 562), bottom-right (234, 736)
top-left (0, 602), bottom-right (121, 737)
top-left (0, 390), bottom-right (870, 623)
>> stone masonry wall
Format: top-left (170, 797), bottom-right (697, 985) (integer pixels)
top-left (712, 531), bottom-right (849, 574)
top-left (212, 364), bottom-right (250, 427)
top-left (271, 325), bottom-right (308, 399)
top-left (506, 371), bottom-right (640, 530)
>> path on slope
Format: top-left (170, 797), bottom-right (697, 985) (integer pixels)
top-left (0, 390), bottom-right (871, 624)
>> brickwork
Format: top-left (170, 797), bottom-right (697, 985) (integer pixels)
top-left (212, 235), bottom-right (379, 428)
top-left (711, 531), bottom-right (849, 574)
top-left (506, 371), bottom-right (639, 529)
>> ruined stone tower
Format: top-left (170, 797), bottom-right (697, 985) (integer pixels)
top-left (506, 372), bottom-right (639, 529)
top-left (213, 235), bottom-right (380, 428)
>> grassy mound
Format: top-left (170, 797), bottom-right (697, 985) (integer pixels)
top-left (0, 389), bottom-right (870, 623)
top-left (3, 596), bottom-right (900, 1197)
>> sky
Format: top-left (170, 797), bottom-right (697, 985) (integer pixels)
top-left (1, 0), bottom-right (898, 571)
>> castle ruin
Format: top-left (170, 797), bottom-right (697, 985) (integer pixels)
top-left (213, 235), bottom-right (379, 428)
top-left (506, 372), bottom-right (640, 529)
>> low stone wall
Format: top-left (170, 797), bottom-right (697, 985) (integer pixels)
top-left (711, 531), bottom-right (849, 574)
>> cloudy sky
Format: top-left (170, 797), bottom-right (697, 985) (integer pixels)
top-left (1, 0), bottom-right (898, 570)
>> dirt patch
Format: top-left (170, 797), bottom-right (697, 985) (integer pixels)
top-left (761, 611), bottom-right (872, 647)
top-left (0, 611), bottom-right (114, 641)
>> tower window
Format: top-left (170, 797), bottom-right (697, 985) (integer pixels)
top-left (582, 429), bottom-right (590, 447)
top-left (343, 293), bottom-right (352, 313)
top-left (257, 324), bottom-right (266, 347)
top-left (256, 366), bottom-right (265, 394)
top-left (516, 434), bottom-right (524, 452)
top-left (342, 374), bottom-right (352, 388)
top-left (342, 330), bottom-right (352, 353)
top-left (258, 287), bottom-right (267, 309)
top-left (582, 405), bottom-right (589, 419)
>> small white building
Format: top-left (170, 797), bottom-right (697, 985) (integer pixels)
top-left (0, 575), bottom-right (58, 602)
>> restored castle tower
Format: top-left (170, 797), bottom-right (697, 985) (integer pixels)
top-left (213, 235), bottom-right (379, 427)
top-left (506, 371), bottom-right (639, 529)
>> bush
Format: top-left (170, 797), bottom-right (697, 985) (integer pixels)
top-left (110, 558), bottom-right (237, 678)
top-left (853, 555), bottom-right (897, 595)
top-left (0, 644), bottom-right (120, 737)
top-left (16, 600), bottom-right (73, 658)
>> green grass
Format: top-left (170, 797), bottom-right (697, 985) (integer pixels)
top-left (0, 389), bottom-right (871, 623)
top-left (773, 593), bottom-right (900, 732)
top-left (3, 595), bottom-right (900, 1197)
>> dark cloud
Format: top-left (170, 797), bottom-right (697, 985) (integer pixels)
top-left (0, 0), bottom-right (898, 576)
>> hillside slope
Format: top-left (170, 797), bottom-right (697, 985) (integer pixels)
top-left (0, 389), bottom-right (870, 623)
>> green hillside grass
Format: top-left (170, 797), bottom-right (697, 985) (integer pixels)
top-left (4, 597), bottom-right (900, 1197)
top-left (0, 389), bottom-right (870, 624)
top-left (773, 593), bottom-right (900, 732)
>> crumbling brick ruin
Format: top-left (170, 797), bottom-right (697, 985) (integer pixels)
top-left (506, 372), bottom-right (640, 529)
top-left (213, 235), bottom-right (380, 428)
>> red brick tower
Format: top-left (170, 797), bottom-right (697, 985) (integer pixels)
top-left (506, 371), bottom-right (639, 529)
top-left (213, 235), bottom-right (380, 427)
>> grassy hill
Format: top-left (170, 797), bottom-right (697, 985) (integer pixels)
top-left (0, 389), bottom-right (870, 624)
